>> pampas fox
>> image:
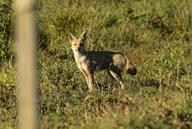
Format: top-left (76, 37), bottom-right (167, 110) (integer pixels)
top-left (69, 32), bottom-right (137, 91)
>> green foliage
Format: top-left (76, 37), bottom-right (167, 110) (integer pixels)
top-left (0, 0), bottom-right (13, 61)
top-left (1, 0), bottom-right (192, 128)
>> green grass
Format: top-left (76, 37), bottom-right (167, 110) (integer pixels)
top-left (0, 0), bottom-right (192, 128)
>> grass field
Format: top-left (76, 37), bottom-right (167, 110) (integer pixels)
top-left (0, 0), bottom-right (192, 128)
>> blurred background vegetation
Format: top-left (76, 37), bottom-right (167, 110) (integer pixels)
top-left (0, 0), bottom-right (192, 128)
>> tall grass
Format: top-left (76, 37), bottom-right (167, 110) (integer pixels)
top-left (0, 0), bottom-right (192, 128)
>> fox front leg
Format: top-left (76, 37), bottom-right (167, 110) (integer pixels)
top-left (87, 73), bottom-right (94, 92)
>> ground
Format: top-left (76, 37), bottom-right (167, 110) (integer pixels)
top-left (0, 0), bottom-right (192, 128)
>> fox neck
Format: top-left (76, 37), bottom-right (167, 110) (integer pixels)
top-left (72, 48), bottom-right (87, 62)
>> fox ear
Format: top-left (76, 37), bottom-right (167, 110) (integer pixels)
top-left (69, 33), bottom-right (76, 41)
top-left (80, 32), bottom-right (87, 42)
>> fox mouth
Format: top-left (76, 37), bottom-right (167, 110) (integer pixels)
top-left (71, 47), bottom-right (79, 52)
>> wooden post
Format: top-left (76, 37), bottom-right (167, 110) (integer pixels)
top-left (15, 0), bottom-right (38, 129)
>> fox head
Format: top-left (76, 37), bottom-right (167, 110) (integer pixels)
top-left (126, 58), bottom-right (137, 76)
top-left (69, 32), bottom-right (86, 52)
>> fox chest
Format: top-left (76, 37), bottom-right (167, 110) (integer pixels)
top-left (74, 55), bottom-right (90, 72)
